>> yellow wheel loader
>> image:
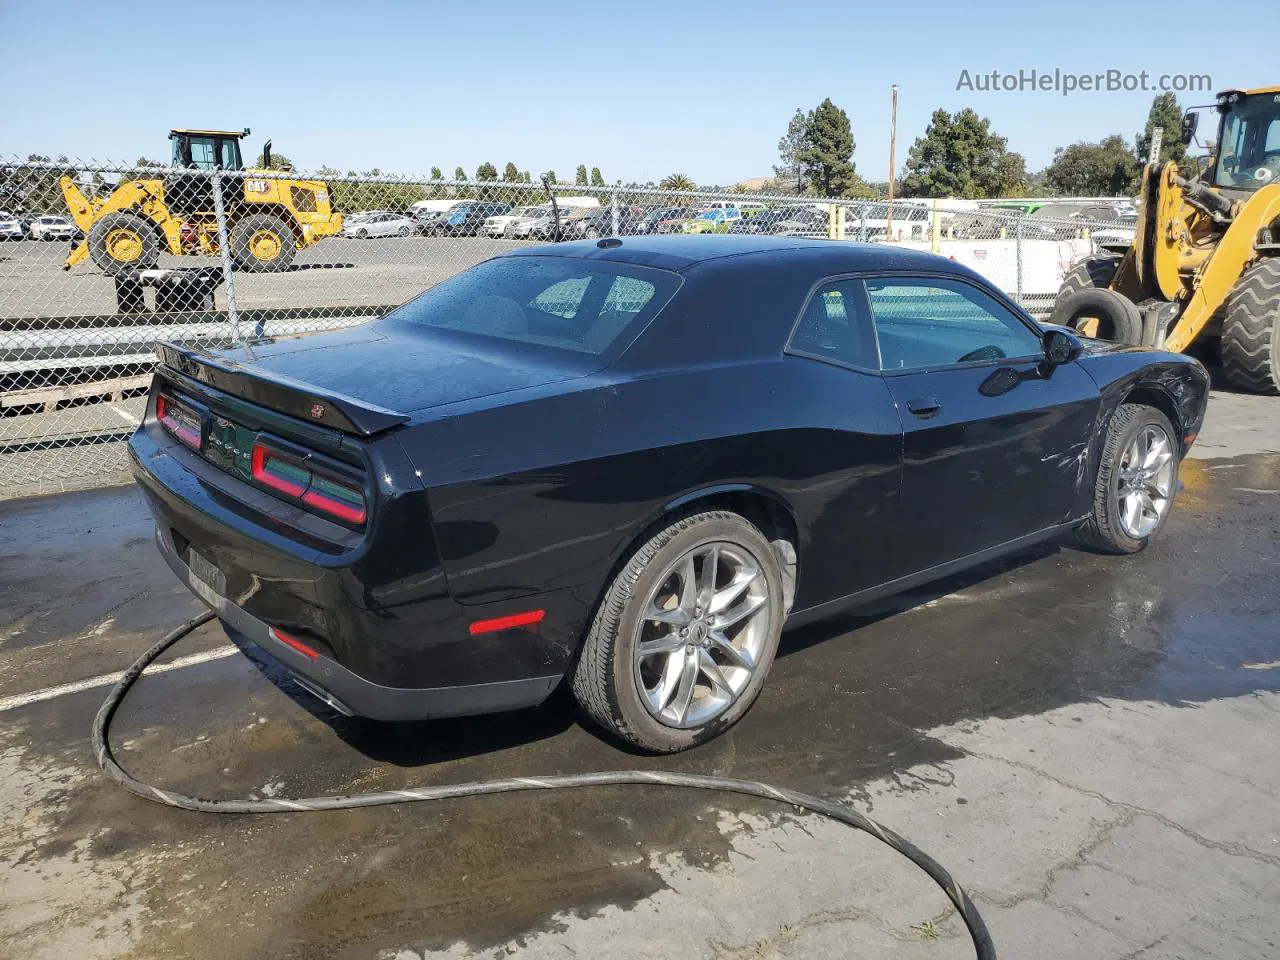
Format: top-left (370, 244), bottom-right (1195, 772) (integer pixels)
top-left (1051, 87), bottom-right (1280, 393)
top-left (60, 129), bottom-right (343, 276)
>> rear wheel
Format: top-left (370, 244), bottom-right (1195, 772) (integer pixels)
top-left (87, 211), bottom-right (160, 275)
top-left (1221, 259), bottom-right (1280, 394)
top-left (1077, 403), bottom-right (1179, 555)
top-left (230, 213), bottom-right (297, 272)
top-left (572, 511), bottom-right (785, 753)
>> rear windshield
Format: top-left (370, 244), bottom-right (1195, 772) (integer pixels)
top-left (389, 256), bottom-right (680, 356)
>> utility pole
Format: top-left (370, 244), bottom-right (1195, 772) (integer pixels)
top-left (887, 84), bottom-right (898, 239)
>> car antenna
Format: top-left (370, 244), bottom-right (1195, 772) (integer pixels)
top-left (540, 174), bottom-right (561, 243)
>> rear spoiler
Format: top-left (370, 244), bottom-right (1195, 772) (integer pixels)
top-left (154, 341), bottom-right (410, 437)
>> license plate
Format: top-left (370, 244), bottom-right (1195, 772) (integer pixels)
top-left (187, 549), bottom-right (226, 605)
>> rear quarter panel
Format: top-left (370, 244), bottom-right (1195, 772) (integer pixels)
top-left (399, 357), bottom-right (902, 621)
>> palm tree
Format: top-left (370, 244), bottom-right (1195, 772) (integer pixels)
top-left (659, 173), bottom-right (696, 191)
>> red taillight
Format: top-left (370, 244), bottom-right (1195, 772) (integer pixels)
top-left (250, 439), bottom-right (367, 526)
top-left (251, 443), bottom-right (308, 498)
top-left (156, 392), bottom-right (201, 449)
top-left (269, 627), bottom-right (319, 660)
top-left (468, 609), bottom-right (546, 636)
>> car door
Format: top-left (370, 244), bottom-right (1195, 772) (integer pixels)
top-left (783, 278), bottom-right (904, 607)
top-left (863, 274), bottom-right (1100, 577)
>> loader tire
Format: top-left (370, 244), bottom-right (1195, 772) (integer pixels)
top-left (1052, 254), bottom-right (1120, 314)
top-left (1049, 288), bottom-right (1143, 345)
top-left (230, 214), bottom-right (296, 273)
top-left (87, 212), bottom-right (160, 276)
top-left (1221, 259), bottom-right (1280, 395)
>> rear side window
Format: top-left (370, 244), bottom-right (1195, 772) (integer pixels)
top-left (865, 277), bottom-right (1044, 370)
top-left (789, 279), bottom-right (878, 369)
top-left (392, 256), bottom-right (679, 356)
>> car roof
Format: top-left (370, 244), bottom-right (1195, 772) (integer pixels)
top-left (504, 234), bottom-right (970, 275)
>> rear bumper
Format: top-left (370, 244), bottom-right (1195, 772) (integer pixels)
top-left (155, 520), bottom-right (562, 721)
top-left (130, 415), bottom-right (573, 721)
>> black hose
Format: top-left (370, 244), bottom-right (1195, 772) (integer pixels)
top-left (93, 612), bottom-right (996, 958)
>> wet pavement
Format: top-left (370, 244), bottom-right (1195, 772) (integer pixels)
top-left (2, 387), bottom-right (1279, 960)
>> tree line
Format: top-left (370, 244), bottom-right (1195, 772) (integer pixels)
top-left (756, 92), bottom-right (1192, 201)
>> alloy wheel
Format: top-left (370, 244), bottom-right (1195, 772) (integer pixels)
top-left (1116, 424), bottom-right (1175, 538)
top-left (632, 542), bottom-right (770, 729)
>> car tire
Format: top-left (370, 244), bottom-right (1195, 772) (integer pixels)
top-left (398, 226), bottom-right (410, 237)
top-left (87, 211), bottom-right (160, 275)
top-left (572, 510), bottom-right (785, 753)
top-left (1220, 258), bottom-right (1280, 395)
top-left (230, 213), bottom-right (297, 272)
top-left (1076, 403), bottom-right (1180, 555)
top-left (585, 227), bottom-right (600, 239)
top-left (356, 228), bottom-right (369, 239)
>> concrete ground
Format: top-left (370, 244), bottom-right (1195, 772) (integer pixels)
top-left (1, 389), bottom-right (1279, 960)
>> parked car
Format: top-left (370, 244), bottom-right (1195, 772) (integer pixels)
top-left (485, 205), bottom-right (545, 238)
top-left (562, 205), bottom-right (647, 240)
top-left (344, 212), bottom-right (416, 239)
top-left (1022, 203), bottom-right (1122, 241)
top-left (131, 235), bottom-right (1208, 752)
top-left (728, 206), bottom-right (799, 235)
top-left (0, 214), bottom-right (25, 240)
top-left (503, 205), bottom-right (589, 240)
top-left (682, 208), bottom-right (741, 234)
top-left (28, 215), bottom-right (80, 241)
top-left (434, 202), bottom-right (513, 237)
top-left (635, 206), bottom-right (695, 235)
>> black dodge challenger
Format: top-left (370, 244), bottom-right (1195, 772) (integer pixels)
top-left (130, 236), bottom-right (1209, 752)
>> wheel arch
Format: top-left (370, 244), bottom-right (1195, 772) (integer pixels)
top-left (1121, 383), bottom-right (1183, 440)
top-left (608, 484), bottom-right (801, 612)
top-left (237, 203), bottom-right (305, 242)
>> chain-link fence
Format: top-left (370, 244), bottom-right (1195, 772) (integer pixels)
top-left (0, 155), bottom-right (1132, 497)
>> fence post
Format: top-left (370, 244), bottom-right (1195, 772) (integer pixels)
top-left (1014, 216), bottom-right (1024, 305)
top-left (930, 199), bottom-right (941, 254)
top-left (210, 171), bottom-right (240, 344)
top-left (859, 212), bottom-right (867, 243)
top-left (610, 188), bottom-right (619, 236)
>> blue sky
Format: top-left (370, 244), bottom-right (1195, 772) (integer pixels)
top-left (1, 0), bottom-right (1272, 186)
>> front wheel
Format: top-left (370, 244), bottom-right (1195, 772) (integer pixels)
top-left (1077, 403), bottom-right (1180, 555)
top-left (572, 511), bottom-right (785, 753)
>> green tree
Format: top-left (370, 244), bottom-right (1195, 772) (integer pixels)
top-left (774, 108), bottom-right (811, 194)
top-left (590, 166), bottom-right (605, 187)
top-left (430, 166), bottom-right (443, 180)
top-left (453, 166), bottom-right (467, 182)
top-left (1136, 92), bottom-right (1186, 165)
top-left (900, 108), bottom-right (1026, 199)
top-left (521, 170), bottom-right (532, 183)
top-left (1045, 136), bottom-right (1141, 196)
top-left (575, 164), bottom-right (589, 185)
top-left (254, 151), bottom-right (293, 171)
top-left (798, 99), bottom-right (858, 197)
top-left (541, 170), bottom-right (558, 185)
top-left (476, 162), bottom-right (498, 181)
top-left (502, 162), bottom-right (520, 181)
top-left (659, 173), bottom-right (696, 191)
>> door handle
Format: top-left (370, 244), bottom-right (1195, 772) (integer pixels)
top-left (905, 397), bottom-right (941, 418)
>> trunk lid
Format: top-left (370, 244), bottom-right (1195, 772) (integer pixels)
top-left (159, 322), bottom-right (585, 435)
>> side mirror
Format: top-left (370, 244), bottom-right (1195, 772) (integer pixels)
top-left (1043, 328), bottom-right (1083, 366)
top-left (1181, 111), bottom-right (1199, 145)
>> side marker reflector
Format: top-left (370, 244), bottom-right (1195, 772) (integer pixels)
top-left (270, 627), bottom-right (320, 660)
top-left (468, 610), bottom-right (546, 636)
